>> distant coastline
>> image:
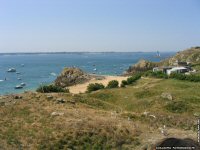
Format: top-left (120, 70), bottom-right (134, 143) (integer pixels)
top-left (0, 51), bottom-right (176, 55)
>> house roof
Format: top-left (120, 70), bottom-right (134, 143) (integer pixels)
top-left (169, 67), bottom-right (188, 71)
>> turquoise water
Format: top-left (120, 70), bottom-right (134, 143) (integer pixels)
top-left (0, 52), bottom-right (174, 95)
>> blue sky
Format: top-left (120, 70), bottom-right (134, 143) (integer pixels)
top-left (0, 0), bottom-right (200, 52)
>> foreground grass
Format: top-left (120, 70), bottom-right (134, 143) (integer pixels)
top-left (0, 77), bottom-right (199, 149)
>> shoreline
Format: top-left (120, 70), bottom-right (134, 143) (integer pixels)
top-left (68, 75), bottom-right (128, 94)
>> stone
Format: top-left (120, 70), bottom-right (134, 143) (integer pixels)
top-left (67, 100), bottom-right (76, 105)
top-left (194, 112), bottom-right (200, 117)
top-left (14, 95), bottom-right (23, 99)
top-left (56, 98), bottom-right (66, 104)
top-left (46, 95), bottom-right (53, 100)
top-left (51, 112), bottom-right (64, 116)
top-left (161, 92), bottom-right (173, 100)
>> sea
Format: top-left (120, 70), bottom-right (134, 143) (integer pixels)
top-left (0, 52), bottom-right (175, 95)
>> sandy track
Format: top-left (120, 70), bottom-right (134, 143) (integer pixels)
top-left (68, 75), bottom-right (128, 94)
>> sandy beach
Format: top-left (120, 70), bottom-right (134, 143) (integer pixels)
top-left (68, 75), bottom-right (128, 94)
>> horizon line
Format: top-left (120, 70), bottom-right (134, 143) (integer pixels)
top-left (0, 51), bottom-right (177, 54)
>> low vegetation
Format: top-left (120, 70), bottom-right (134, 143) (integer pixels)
top-left (87, 83), bottom-right (105, 92)
top-left (126, 73), bottom-right (142, 85)
top-left (170, 73), bottom-right (200, 82)
top-left (36, 84), bottom-right (69, 93)
top-left (144, 70), bottom-right (168, 79)
top-left (106, 80), bottom-right (119, 88)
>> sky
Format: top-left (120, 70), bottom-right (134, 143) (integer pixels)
top-left (0, 0), bottom-right (200, 53)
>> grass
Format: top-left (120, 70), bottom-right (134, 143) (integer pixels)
top-left (0, 77), bottom-right (199, 149)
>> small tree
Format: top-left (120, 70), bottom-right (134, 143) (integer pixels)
top-left (107, 80), bottom-right (119, 88)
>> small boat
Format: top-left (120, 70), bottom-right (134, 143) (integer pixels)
top-left (16, 72), bottom-right (21, 74)
top-left (20, 83), bottom-right (26, 86)
top-left (0, 80), bottom-right (4, 82)
top-left (18, 78), bottom-right (22, 80)
top-left (21, 64), bottom-right (25, 67)
top-left (15, 85), bottom-right (23, 89)
top-left (7, 68), bottom-right (16, 72)
top-left (93, 68), bottom-right (97, 71)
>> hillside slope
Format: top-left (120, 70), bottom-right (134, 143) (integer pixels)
top-left (0, 77), bottom-right (199, 149)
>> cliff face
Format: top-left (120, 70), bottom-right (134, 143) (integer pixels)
top-left (55, 67), bottom-right (91, 87)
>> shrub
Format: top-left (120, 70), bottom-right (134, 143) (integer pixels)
top-left (127, 73), bottom-right (141, 85)
top-left (170, 73), bottom-right (200, 82)
top-left (36, 85), bottom-right (69, 93)
top-left (107, 80), bottom-right (119, 88)
top-left (122, 80), bottom-right (128, 85)
top-left (87, 83), bottom-right (105, 92)
top-left (165, 101), bottom-right (188, 113)
top-left (144, 70), bottom-right (168, 79)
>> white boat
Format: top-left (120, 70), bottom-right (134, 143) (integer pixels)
top-left (7, 68), bottom-right (16, 72)
top-left (20, 83), bottom-right (26, 86)
top-left (15, 85), bottom-right (23, 89)
top-left (93, 68), bottom-right (97, 71)
top-left (18, 78), bottom-right (22, 80)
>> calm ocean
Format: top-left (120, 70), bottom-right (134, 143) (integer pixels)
top-left (0, 52), bottom-right (174, 95)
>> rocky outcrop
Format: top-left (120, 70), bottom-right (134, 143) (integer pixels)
top-left (124, 59), bottom-right (158, 75)
top-left (124, 46), bottom-right (200, 75)
top-left (55, 67), bottom-right (91, 87)
top-left (161, 92), bottom-right (173, 100)
top-left (161, 46), bottom-right (200, 66)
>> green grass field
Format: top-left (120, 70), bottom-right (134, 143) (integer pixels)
top-left (0, 77), bottom-right (199, 149)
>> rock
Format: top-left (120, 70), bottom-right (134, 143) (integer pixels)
top-left (46, 95), bottom-right (53, 100)
top-left (56, 98), bottom-right (66, 104)
top-left (54, 67), bottom-right (92, 88)
top-left (143, 111), bottom-right (150, 116)
top-left (67, 100), bottom-right (76, 105)
top-left (14, 95), bottom-right (23, 99)
top-left (194, 112), bottom-right (200, 117)
top-left (124, 59), bottom-right (158, 75)
top-left (149, 114), bottom-right (156, 119)
top-left (161, 92), bottom-right (173, 100)
top-left (51, 112), bottom-right (64, 116)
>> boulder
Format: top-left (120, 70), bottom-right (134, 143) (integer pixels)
top-left (55, 67), bottom-right (91, 88)
top-left (161, 92), bottom-right (173, 100)
top-left (56, 98), bottom-right (66, 104)
top-left (124, 59), bottom-right (158, 75)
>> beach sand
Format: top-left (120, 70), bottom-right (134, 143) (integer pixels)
top-left (68, 75), bottom-right (128, 94)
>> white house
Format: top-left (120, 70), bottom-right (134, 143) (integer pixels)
top-left (167, 67), bottom-right (189, 75)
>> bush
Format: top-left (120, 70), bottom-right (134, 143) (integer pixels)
top-left (87, 83), bottom-right (105, 92)
top-left (144, 71), bottom-right (168, 79)
top-left (127, 73), bottom-right (142, 85)
top-left (36, 85), bottom-right (69, 93)
top-left (107, 80), bottom-right (119, 88)
top-left (170, 73), bottom-right (200, 82)
top-left (121, 80), bottom-right (128, 85)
